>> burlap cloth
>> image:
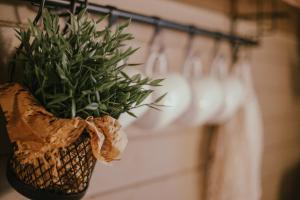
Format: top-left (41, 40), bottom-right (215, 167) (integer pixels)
top-left (206, 61), bottom-right (263, 200)
top-left (0, 83), bottom-right (127, 173)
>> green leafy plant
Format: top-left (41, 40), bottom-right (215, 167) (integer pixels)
top-left (15, 9), bottom-right (163, 119)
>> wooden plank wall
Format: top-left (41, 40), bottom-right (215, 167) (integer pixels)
top-left (0, 0), bottom-right (299, 200)
top-left (253, 33), bottom-right (300, 200)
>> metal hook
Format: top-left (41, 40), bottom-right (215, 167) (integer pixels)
top-left (144, 17), bottom-right (168, 76)
top-left (186, 25), bottom-right (196, 57)
top-left (106, 6), bottom-right (118, 27)
top-left (152, 16), bottom-right (161, 33)
top-left (182, 25), bottom-right (203, 78)
top-left (148, 16), bottom-right (162, 48)
top-left (33, 0), bottom-right (46, 25)
top-left (231, 41), bottom-right (241, 65)
top-left (70, 0), bottom-right (77, 14)
top-left (188, 25), bottom-right (196, 37)
top-left (84, 0), bottom-right (88, 9)
top-left (78, 0), bottom-right (88, 11)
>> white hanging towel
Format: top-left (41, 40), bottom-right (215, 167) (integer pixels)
top-left (206, 61), bottom-right (263, 200)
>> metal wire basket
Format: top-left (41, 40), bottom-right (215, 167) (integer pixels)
top-left (6, 132), bottom-right (96, 200)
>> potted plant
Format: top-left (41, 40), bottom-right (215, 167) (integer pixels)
top-left (0, 9), bottom-right (163, 200)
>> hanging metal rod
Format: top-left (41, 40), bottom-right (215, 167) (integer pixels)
top-left (25, 0), bottom-right (258, 46)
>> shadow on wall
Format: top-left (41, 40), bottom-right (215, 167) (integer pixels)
top-left (290, 13), bottom-right (300, 98)
top-left (279, 161), bottom-right (300, 200)
top-left (0, 28), bottom-right (13, 155)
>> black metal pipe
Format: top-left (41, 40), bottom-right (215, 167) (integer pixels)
top-left (25, 0), bottom-right (258, 46)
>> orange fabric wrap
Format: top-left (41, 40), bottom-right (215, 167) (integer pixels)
top-left (0, 83), bottom-right (127, 167)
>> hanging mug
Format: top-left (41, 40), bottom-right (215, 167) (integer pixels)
top-left (135, 46), bottom-right (191, 131)
top-left (209, 54), bottom-right (246, 124)
top-left (176, 52), bottom-right (224, 126)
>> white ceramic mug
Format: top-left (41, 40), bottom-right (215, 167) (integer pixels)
top-left (209, 55), bottom-right (246, 124)
top-left (176, 52), bottom-right (224, 126)
top-left (135, 47), bottom-right (191, 131)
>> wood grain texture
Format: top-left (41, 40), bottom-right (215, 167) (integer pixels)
top-left (85, 128), bottom-right (204, 197)
top-left (87, 169), bottom-right (203, 200)
top-left (0, 0), bottom-right (299, 200)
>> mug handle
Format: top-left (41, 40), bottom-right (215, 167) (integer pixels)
top-left (209, 54), bottom-right (229, 79)
top-left (145, 47), bottom-right (168, 77)
top-left (182, 52), bottom-right (203, 78)
top-left (181, 32), bottom-right (203, 79)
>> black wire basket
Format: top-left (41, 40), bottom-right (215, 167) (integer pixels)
top-left (6, 132), bottom-right (97, 200)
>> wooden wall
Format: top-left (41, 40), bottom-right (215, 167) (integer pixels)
top-left (0, 0), bottom-right (299, 200)
top-left (253, 33), bottom-right (300, 200)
